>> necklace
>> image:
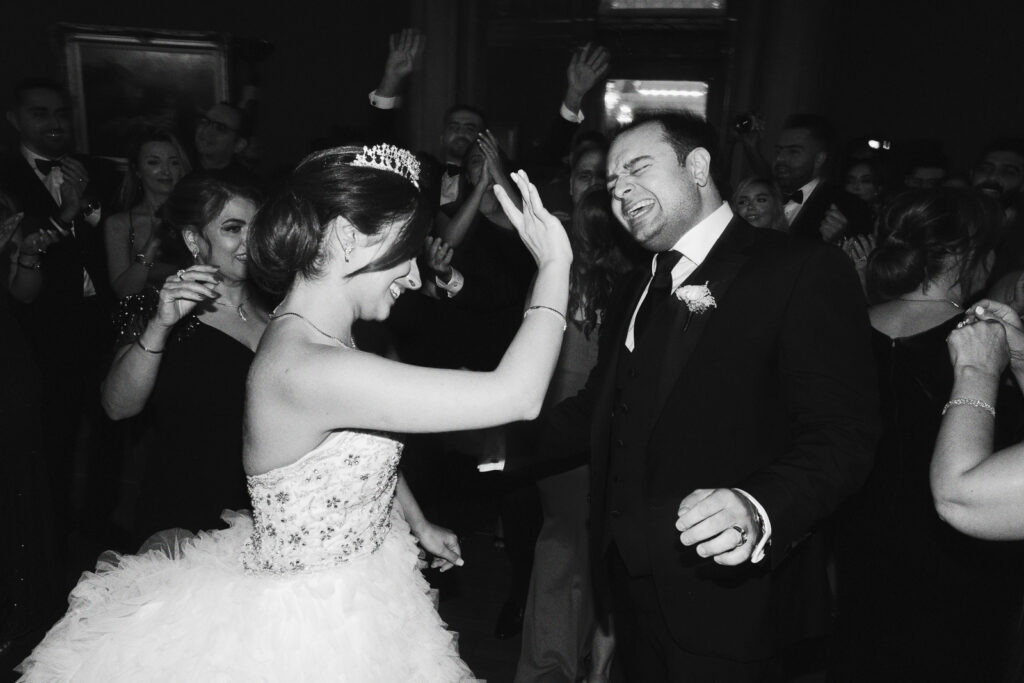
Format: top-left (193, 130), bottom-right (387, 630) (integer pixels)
top-left (269, 309), bottom-right (356, 348)
top-left (896, 297), bottom-right (962, 309)
top-left (212, 296), bottom-right (251, 322)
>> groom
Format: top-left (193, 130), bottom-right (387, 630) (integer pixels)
top-left (536, 113), bottom-right (879, 680)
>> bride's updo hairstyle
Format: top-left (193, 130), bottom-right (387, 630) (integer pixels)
top-left (866, 188), bottom-right (1001, 303)
top-left (248, 145), bottom-right (429, 296)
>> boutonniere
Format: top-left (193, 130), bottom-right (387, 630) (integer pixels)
top-left (673, 281), bottom-right (717, 314)
top-left (674, 282), bottom-right (716, 332)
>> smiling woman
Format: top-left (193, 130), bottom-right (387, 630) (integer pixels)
top-left (103, 129), bottom-right (192, 298)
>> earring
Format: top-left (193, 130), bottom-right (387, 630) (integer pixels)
top-left (343, 244), bottom-right (352, 262)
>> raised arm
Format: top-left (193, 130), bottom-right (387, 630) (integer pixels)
top-left (931, 301), bottom-right (1024, 540)
top-left (266, 171), bottom-right (571, 436)
top-left (101, 266), bottom-right (220, 419)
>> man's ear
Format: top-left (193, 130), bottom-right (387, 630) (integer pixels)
top-left (687, 147), bottom-right (712, 188)
top-left (233, 137), bottom-right (249, 155)
top-left (6, 110), bottom-right (20, 134)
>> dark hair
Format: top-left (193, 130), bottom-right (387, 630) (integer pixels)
top-left (443, 103), bottom-right (487, 128)
top-left (570, 132), bottom-right (608, 171)
top-left (249, 145), bottom-right (429, 296)
top-left (782, 113), bottom-right (836, 149)
top-left (569, 188), bottom-right (634, 338)
top-left (159, 175), bottom-right (261, 265)
top-left (12, 77), bottom-right (66, 107)
top-left (866, 188), bottom-right (1002, 302)
top-left (119, 128), bottom-right (192, 210)
top-left (979, 137), bottom-right (1024, 162)
top-left (216, 101), bottom-right (254, 139)
top-left (619, 111), bottom-right (718, 169)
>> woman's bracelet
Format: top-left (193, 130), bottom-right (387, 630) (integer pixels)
top-left (942, 397), bottom-right (996, 418)
top-left (523, 305), bottom-right (567, 331)
top-left (16, 259), bottom-right (41, 270)
top-left (135, 337), bottom-right (164, 354)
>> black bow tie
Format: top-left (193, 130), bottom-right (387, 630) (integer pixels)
top-left (444, 163), bottom-right (461, 177)
top-left (35, 158), bottom-right (62, 175)
top-left (783, 189), bottom-right (804, 204)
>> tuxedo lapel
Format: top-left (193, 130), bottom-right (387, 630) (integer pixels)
top-left (642, 218), bottom-right (756, 441)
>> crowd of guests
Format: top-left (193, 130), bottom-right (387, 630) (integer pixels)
top-left (2, 26), bottom-right (1024, 683)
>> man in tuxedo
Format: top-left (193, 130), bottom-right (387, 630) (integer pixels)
top-left (189, 101), bottom-right (262, 188)
top-left (538, 112), bottom-right (879, 680)
top-left (773, 114), bottom-right (871, 242)
top-left (2, 77), bottom-right (120, 556)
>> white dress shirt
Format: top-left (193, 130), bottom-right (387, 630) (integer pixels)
top-left (782, 177), bottom-right (820, 225)
top-left (626, 201), bottom-right (772, 563)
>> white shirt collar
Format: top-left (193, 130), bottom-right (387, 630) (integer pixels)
top-left (21, 145), bottom-right (62, 178)
top-left (788, 177), bottom-right (820, 204)
top-left (654, 201), bottom-right (733, 289)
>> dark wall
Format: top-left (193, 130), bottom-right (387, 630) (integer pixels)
top-left (1, 1), bottom-right (412, 170)
top-left (825, 0), bottom-right (1024, 173)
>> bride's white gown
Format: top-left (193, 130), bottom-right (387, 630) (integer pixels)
top-left (18, 430), bottom-right (475, 682)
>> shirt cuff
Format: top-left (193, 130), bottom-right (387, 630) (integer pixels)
top-left (732, 488), bottom-right (772, 564)
top-left (369, 90), bottom-right (400, 109)
top-left (434, 267), bottom-right (464, 297)
top-left (560, 103), bottom-right (584, 124)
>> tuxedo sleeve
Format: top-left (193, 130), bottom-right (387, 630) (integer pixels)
top-left (737, 245), bottom-right (880, 567)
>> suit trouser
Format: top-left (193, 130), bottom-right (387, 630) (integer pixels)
top-left (607, 545), bottom-right (767, 683)
top-left (514, 465), bottom-right (594, 683)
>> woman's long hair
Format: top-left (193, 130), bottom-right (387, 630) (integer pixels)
top-left (568, 188), bottom-right (636, 337)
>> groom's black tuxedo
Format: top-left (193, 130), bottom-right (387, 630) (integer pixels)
top-left (538, 216), bottom-right (880, 663)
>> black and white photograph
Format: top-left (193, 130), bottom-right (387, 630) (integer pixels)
top-left (1, 1), bottom-right (1023, 681)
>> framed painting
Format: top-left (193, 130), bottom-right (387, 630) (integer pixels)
top-left (58, 23), bottom-right (230, 161)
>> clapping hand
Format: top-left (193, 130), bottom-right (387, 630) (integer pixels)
top-left (413, 521), bottom-right (464, 572)
top-left (676, 488), bottom-right (763, 566)
top-left (819, 203), bottom-right (849, 243)
top-left (477, 130), bottom-right (507, 183)
top-left (155, 265), bottom-right (220, 328)
top-left (423, 236), bottom-right (454, 279)
top-left (493, 170), bottom-right (572, 268)
top-left (841, 233), bottom-right (875, 290)
top-left (20, 224), bottom-right (64, 257)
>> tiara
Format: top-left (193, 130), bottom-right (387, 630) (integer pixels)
top-left (351, 143), bottom-right (420, 189)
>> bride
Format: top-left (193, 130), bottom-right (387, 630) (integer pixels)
top-left (17, 145), bottom-right (571, 682)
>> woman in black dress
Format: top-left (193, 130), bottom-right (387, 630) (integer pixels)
top-left (830, 188), bottom-right (1024, 681)
top-left (100, 176), bottom-right (265, 545)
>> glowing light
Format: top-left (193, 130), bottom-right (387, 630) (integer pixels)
top-left (635, 88), bottom-right (705, 98)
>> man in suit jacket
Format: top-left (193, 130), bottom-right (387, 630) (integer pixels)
top-left (773, 114), bottom-right (872, 242)
top-left (537, 112), bottom-right (879, 680)
top-left (2, 77), bottom-right (120, 554)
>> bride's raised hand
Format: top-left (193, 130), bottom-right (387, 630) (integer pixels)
top-left (493, 169), bottom-right (572, 267)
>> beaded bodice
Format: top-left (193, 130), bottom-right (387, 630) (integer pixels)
top-left (242, 430), bottom-right (403, 574)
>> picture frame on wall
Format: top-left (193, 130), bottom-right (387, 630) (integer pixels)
top-left (58, 23), bottom-right (230, 162)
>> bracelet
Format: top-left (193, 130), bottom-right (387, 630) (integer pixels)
top-left (942, 397), bottom-right (996, 418)
top-left (16, 259), bottom-right (41, 270)
top-left (135, 337), bottom-right (164, 354)
top-left (523, 305), bottom-right (567, 331)
top-left (134, 252), bottom-right (154, 269)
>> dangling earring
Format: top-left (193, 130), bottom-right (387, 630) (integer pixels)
top-left (343, 244), bottom-right (352, 262)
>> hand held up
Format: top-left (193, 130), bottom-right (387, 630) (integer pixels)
top-left (493, 170), bottom-right (572, 268)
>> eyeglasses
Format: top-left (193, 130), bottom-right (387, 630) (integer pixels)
top-left (197, 116), bottom-right (238, 134)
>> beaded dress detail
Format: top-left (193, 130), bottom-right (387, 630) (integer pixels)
top-left (17, 431), bottom-right (475, 682)
top-left (243, 430), bottom-right (402, 574)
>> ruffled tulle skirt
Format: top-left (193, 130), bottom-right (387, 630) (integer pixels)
top-left (17, 511), bottom-right (475, 682)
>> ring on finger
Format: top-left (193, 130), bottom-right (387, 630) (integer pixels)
top-left (730, 524), bottom-right (748, 550)
top-left (176, 269), bottom-right (186, 281)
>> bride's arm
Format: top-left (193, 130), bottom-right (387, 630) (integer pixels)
top-left (396, 473), bottom-right (464, 570)
top-left (265, 172), bottom-right (571, 435)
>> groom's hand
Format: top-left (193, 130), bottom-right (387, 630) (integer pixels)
top-left (676, 488), bottom-right (762, 565)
